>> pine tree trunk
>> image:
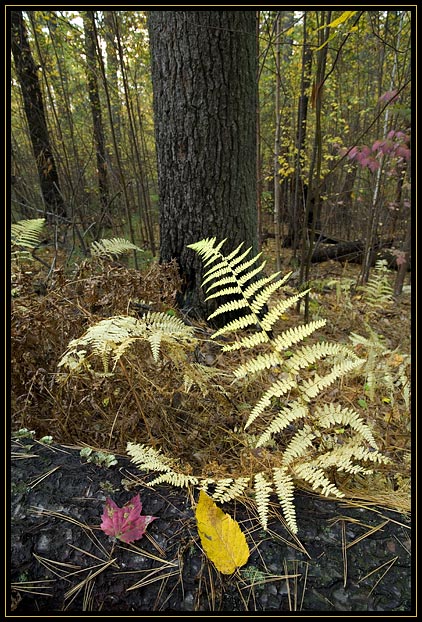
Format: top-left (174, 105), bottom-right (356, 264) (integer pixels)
top-left (11, 10), bottom-right (66, 219)
top-left (148, 11), bottom-right (257, 318)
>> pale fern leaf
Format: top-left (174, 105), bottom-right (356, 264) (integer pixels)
top-left (11, 218), bottom-right (45, 250)
top-left (293, 463), bottom-right (344, 497)
top-left (221, 331), bottom-right (271, 352)
top-left (207, 298), bottom-right (249, 320)
top-left (255, 403), bottom-right (309, 446)
top-left (246, 376), bottom-right (300, 431)
top-left (301, 358), bottom-right (363, 401)
top-left (273, 319), bottom-right (327, 352)
top-left (261, 289), bottom-right (310, 331)
top-left (211, 313), bottom-right (259, 339)
top-left (254, 472), bottom-right (273, 531)
top-left (314, 403), bottom-right (377, 446)
top-left (149, 472), bottom-right (199, 488)
top-left (90, 238), bottom-right (143, 259)
top-left (233, 351), bottom-right (285, 379)
top-left (211, 477), bottom-right (251, 502)
top-left (126, 442), bottom-right (176, 473)
top-left (282, 425), bottom-right (315, 466)
top-left (272, 467), bottom-right (297, 534)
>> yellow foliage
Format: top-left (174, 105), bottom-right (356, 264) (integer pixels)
top-left (195, 491), bottom-right (249, 574)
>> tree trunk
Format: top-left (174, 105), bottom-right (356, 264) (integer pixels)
top-left (148, 11), bottom-right (257, 318)
top-left (288, 16), bottom-right (312, 252)
top-left (83, 11), bottom-right (109, 219)
top-left (10, 10), bottom-right (66, 220)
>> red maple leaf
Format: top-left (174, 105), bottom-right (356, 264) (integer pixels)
top-left (100, 494), bottom-right (157, 543)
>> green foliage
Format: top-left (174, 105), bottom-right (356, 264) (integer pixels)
top-left (127, 238), bottom-right (391, 535)
top-left (80, 447), bottom-right (118, 467)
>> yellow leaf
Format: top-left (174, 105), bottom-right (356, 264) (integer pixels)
top-left (195, 490), bottom-right (249, 574)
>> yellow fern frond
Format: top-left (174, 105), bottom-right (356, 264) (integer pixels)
top-left (314, 403), bottom-right (377, 446)
top-left (261, 289), bottom-right (310, 332)
top-left (293, 463), bottom-right (345, 497)
top-left (221, 331), bottom-right (270, 353)
top-left (149, 472), bottom-right (200, 488)
top-left (90, 237), bottom-right (143, 259)
top-left (207, 298), bottom-right (249, 320)
top-left (272, 467), bottom-right (297, 534)
top-left (273, 319), bottom-right (327, 352)
top-left (11, 218), bottom-right (45, 250)
top-left (301, 357), bottom-right (363, 401)
top-left (211, 477), bottom-right (251, 503)
top-left (254, 403), bottom-right (309, 446)
top-left (254, 472), bottom-right (273, 531)
top-left (239, 264), bottom-right (274, 289)
top-left (348, 445), bottom-right (392, 465)
top-left (58, 313), bottom-right (196, 376)
top-left (281, 425), bottom-right (316, 466)
top-left (250, 278), bottom-right (291, 314)
top-left (212, 313), bottom-right (259, 339)
top-left (233, 351), bottom-right (285, 379)
top-left (313, 442), bottom-right (374, 475)
top-left (246, 377), bottom-right (300, 431)
top-left (126, 442), bottom-right (176, 473)
top-left (286, 342), bottom-right (362, 374)
top-left (147, 332), bottom-right (162, 363)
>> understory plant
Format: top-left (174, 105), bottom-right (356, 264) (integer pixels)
top-left (124, 238), bottom-right (391, 533)
top-left (57, 237), bottom-right (392, 534)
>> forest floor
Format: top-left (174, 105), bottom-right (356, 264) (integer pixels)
top-left (10, 240), bottom-right (413, 614)
top-left (10, 437), bottom-right (412, 614)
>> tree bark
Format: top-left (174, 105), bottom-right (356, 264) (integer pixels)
top-left (148, 11), bottom-right (257, 318)
top-left (10, 10), bottom-right (66, 219)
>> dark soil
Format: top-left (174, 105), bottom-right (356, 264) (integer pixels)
top-left (9, 437), bottom-right (413, 615)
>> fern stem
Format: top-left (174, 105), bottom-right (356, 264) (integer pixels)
top-left (118, 359), bottom-right (155, 445)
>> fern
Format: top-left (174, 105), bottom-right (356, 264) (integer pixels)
top-left (254, 472), bottom-right (273, 531)
top-left (349, 325), bottom-right (410, 405)
top-left (58, 312), bottom-right (196, 376)
top-left (358, 259), bottom-right (394, 309)
top-left (314, 403), bottom-right (377, 446)
top-left (211, 477), bottom-right (251, 503)
top-left (273, 467), bottom-right (297, 534)
top-left (123, 238), bottom-right (392, 536)
top-left (11, 218), bottom-right (45, 262)
top-left (127, 442), bottom-right (176, 473)
top-left (90, 237), bottom-right (143, 259)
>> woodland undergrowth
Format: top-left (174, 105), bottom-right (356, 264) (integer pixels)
top-left (10, 235), bottom-right (411, 522)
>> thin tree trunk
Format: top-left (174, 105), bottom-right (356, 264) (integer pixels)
top-left (291, 16), bottom-right (312, 254)
top-left (298, 10), bottom-right (331, 321)
top-left (11, 10), bottom-right (66, 220)
top-left (273, 13), bottom-right (282, 272)
top-left (90, 13), bottom-right (139, 266)
top-left (83, 11), bottom-right (110, 224)
top-left (393, 211), bottom-right (411, 296)
top-left (103, 11), bottom-right (122, 149)
top-left (112, 12), bottom-right (156, 256)
top-left (256, 11), bottom-right (263, 252)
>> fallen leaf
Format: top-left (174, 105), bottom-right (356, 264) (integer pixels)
top-left (195, 490), bottom-right (249, 574)
top-left (100, 494), bottom-right (157, 543)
